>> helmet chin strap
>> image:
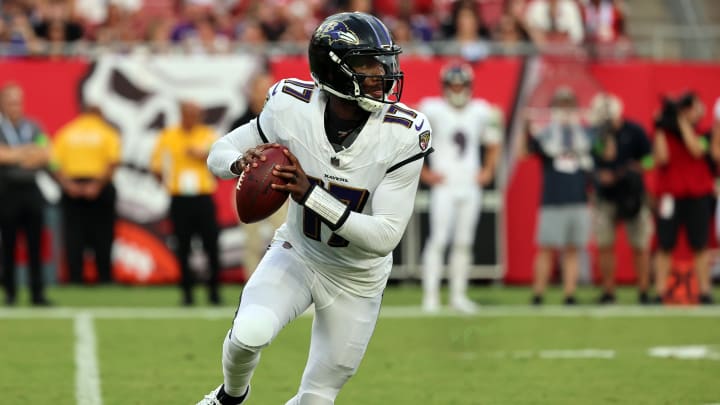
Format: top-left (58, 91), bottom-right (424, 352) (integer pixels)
top-left (356, 97), bottom-right (384, 112)
top-left (315, 80), bottom-right (385, 113)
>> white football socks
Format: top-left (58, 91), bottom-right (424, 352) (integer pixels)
top-left (222, 334), bottom-right (261, 397)
top-left (449, 246), bottom-right (472, 302)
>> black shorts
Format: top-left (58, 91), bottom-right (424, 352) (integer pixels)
top-left (656, 195), bottom-right (713, 252)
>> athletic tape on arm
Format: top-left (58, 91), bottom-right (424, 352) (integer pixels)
top-left (302, 184), bottom-right (350, 230)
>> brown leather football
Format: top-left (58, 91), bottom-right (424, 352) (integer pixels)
top-left (235, 146), bottom-right (290, 224)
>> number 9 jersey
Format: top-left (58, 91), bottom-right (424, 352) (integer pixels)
top-left (210, 78), bottom-right (432, 297)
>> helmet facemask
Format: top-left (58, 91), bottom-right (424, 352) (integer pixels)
top-left (319, 51), bottom-right (404, 112)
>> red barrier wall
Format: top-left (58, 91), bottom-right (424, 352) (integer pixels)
top-left (3, 57), bottom-right (720, 284)
top-left (0, 59), bottom-right (88, 134)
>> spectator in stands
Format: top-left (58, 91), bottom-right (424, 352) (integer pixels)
top-left (151, 100), bottom-right (222, 306)
top-left (92, 3), bottom-right (142, 50)
top-left (653, 92), bottom-right (716, 304)
top-left (440, 0), bottom-right (489, 39)
top-left (441, 0), bottom-right (491, 39)
top-left (377, 0), bottom-right (434, 43)
top-left (582, 0), bottom-right (631, 58)
top-left (582, 0), bottom-right (625, 44)
top-left (387, 17), bottom-right (433, 55)
top-left (145, 18), bottom-right (173, 53)
top-left (524, 0), bottom-right (584, 45)
top-left (506, 0), bottom-right (529, 20)
top-left (168, 2), bottom-right (233, 54)
top-left (228, 73), bottom-right (289, 278)
top-left (171, 2), bottom-right (210, 43)
top-left (37, 15), bottom-right (84, 57)
top-left (235, 19), bottom-right (268, 48)
top-left (279, 2), bottom-right (315, 48)
top-left (519, 87), bottom-right (593, 305)
top-left (389, 17), bottom-right (413, 44)
top-left (52, 105), bottom-right (121, 285)
top-left (1, 6), bottom-right (42, 56)
top-left (588, 93), bottom-right (653, 304)
top-left (74, 0), bottom-right (143, 34)
top-left (441, 0), bottom-right (491, 61)
top-left (419, 62), bottom-right (502, 314)
top-left (254, 2), bottom-right (287, 41)
top-left (183, 15), bottom-right (230, 54)
top-left (347, 0), bottom-right (373, 13)
top-left (0, 83), bottom-right (52, 306)
top-left (33, 0), bottom-right (84, 44)
top-left (493, 13), bottom-right (531, 52)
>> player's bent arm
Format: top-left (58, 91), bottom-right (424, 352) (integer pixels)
top-left (207, 119), bottom-right (264, 179)
top-left (327, 159), bottom-right (423, 256)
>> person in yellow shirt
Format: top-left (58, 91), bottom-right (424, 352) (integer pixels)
top-left (151, 101), bottom-right (221, 306)
top-left (52, 105), bottom-right (121, 285)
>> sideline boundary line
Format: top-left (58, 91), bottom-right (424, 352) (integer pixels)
top-left (1, 305), bottom-right (720, 319)
top-left (74, 313), bottom-right (103, 405)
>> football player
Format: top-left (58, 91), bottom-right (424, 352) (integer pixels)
top-left (418, 62), bottom-right (502, 313)
top-left (199, 12), bottom-right (432, 405)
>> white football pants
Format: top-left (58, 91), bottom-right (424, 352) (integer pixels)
top-left (222, 240), bottom-right (383, 404)
top-left (422, 186), bottom-right (481, 302)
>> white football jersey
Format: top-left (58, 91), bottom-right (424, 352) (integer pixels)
top-left (255, 79), bottom-right (432, 296)
top-left (418, 97), bottom-right (500, 188)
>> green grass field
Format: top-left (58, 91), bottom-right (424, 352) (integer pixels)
top-left (1, 285), bottom-right (719, 404)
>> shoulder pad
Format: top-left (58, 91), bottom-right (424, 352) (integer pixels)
top-left (382, 104), bottom-right (433, 171)
top-left (266, 78), bottom-right (317, 107)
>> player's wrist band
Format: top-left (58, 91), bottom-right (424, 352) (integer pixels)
top-left (302, 184), bottom-right (350, 231)
top-left (229, 157), bottom-right (243, 176)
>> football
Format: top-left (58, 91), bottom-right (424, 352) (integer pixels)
top-left (235, 146), bottom-right (291, 224)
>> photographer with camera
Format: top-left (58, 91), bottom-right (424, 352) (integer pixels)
top-left (589, 93), bottom-right (654, 304)
top-left (653, 92), bottom-right (715, 305)
top-left (520, 87), bottom-right (593, 305)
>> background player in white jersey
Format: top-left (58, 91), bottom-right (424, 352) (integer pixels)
top-left (418, 62), bottom-right (502, 313)
top-left (199, 12), bottom-right (432, 405)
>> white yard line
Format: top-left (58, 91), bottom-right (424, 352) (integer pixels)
top-left (491, 349), bottom-right (617, 359)
top-left (538, 349), bottom-right (616, 359)
top-left (74, 313), bottom-right (103, 405)
top-left (1, 305), bottom-right (720, 319)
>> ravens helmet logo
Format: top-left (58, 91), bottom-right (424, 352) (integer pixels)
top-left (316, 21), bottom-right (360, 45)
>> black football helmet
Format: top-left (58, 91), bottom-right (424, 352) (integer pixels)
top-left (309, 12), bottom-right (404, 112)
top-left (441, 62), bottom-right (474, 108)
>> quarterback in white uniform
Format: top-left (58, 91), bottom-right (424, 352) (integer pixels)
top-left (199, 12), bottom-right (432, 405)
top-left (419, 62), bottom-right (501, 313)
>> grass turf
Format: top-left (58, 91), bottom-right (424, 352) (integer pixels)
top-left (1, 285), bottom-right (719, 404)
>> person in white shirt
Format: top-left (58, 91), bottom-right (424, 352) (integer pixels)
top-left (525, 0), bottom-right (585, 45)
top-left (198, 12), bottom-right (432, 405)
top-left (418, 62), bottom-right (501, 313)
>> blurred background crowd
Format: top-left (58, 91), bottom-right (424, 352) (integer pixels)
top-left (0, 0), bottom-right (630, 56)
